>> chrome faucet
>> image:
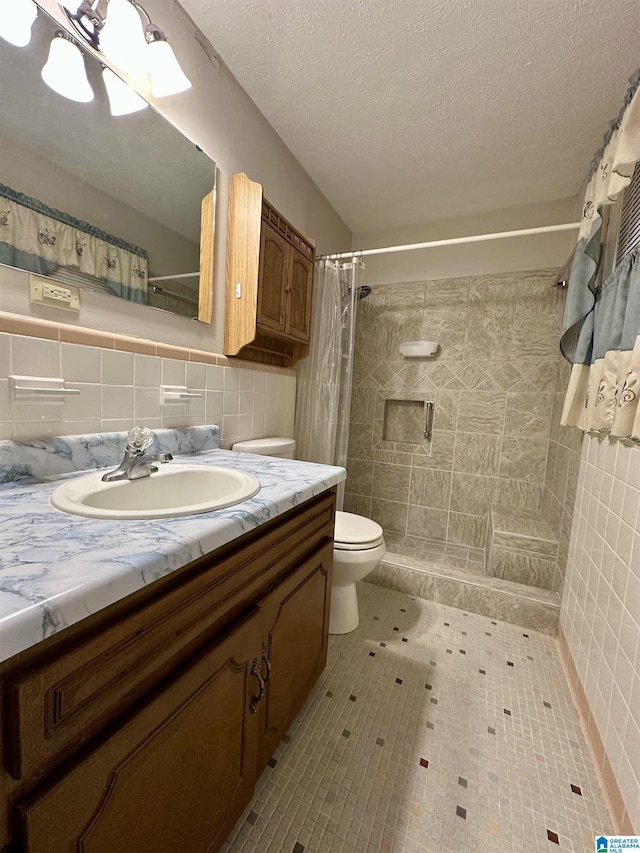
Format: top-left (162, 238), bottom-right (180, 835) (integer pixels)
top-left (101, 426), bottom-right (173, 482)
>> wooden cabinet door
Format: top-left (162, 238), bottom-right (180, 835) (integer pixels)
top-left (17, 607), bottom-right (265, 853)
top-left (285, 248), bottom-right (314, 341)
top-left (256, 542), bottom-right (333, 772)
top-left (257, 222), bottom-right (289, 333)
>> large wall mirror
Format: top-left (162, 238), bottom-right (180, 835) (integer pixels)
top-left (0, 6), bottom-right (216, 321)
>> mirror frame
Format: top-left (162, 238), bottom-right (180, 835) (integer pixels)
top-left (198, 188), bottom-right (216, 324)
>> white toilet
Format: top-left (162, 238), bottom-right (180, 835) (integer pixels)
top-left (331, 511), bottom-right (385, 635)
top-left (231, 437), bottom-right (385, 635)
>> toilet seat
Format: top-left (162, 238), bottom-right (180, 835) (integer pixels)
top-left (334, 511), bottom-right (384, 551)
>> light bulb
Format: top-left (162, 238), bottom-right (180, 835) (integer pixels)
top-left (102, 66), bottom-right (148, 115)
top-left (0, 0), bottom-right (37, 47)
top-left (100, 0), bottom-right (148, 80)
top-left (41, 34), bottom-right (94, 103)
top-left (147, 38), bottom-right (191, 98)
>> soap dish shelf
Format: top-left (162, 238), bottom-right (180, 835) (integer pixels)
top-left (399, 341), bottom-right (439, 357)
top-left (160, 385), bottom-right (203, 405)
top-left (9, 375), bottom-right (80, 404)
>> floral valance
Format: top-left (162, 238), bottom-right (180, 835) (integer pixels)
top-left (0, 183), bottom-right (148, 303)
top-left (560, 72), bottom-right (640, 441)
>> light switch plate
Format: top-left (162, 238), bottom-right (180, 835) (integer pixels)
top-left (30, 275), bottom-right (80, 312)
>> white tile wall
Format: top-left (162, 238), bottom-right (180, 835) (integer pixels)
top-left (561, 433), bottom-right (640, 830)
top-left (0, 333), bottom-right (296, 448)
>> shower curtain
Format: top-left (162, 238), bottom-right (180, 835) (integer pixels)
top-left (294, 257), bottom-right (364, 508)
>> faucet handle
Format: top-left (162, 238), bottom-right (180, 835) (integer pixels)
top-left (126, 425), bottom-right (155, 453)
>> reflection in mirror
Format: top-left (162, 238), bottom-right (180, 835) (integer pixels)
top-left (0, 7), bottom-right (216, 320)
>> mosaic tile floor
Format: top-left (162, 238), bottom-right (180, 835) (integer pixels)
top-left (221, 582), bottom-right (612, 853)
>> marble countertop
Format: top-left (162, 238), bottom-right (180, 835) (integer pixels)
top-left (0, 427), bottom-right (345, 664)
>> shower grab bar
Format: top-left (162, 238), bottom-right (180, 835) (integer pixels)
top-left (424, 401), bottom-right (434, 439)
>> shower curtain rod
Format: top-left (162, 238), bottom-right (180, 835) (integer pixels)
top-left (320, 222), bottom-right (581, 260)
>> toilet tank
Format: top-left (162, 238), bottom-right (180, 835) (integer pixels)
top-left (231, 438), bottom-right (296, 459)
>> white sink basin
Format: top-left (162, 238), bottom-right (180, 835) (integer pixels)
top-left (50, 464), bottom-right (261, 520)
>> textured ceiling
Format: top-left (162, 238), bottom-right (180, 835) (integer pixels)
top-left (181, 0), bottom-right (640, 234)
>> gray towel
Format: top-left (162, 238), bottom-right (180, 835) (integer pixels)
top-left (560, 221), bottom-right (602, 364)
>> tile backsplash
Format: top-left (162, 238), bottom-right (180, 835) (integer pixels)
top-left (0, 332), bottom-right (296, 447)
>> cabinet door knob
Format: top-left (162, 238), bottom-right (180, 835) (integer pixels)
top-left (250, 657), bottom-right (265, 714)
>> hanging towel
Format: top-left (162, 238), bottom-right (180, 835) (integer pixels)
top-left (560, 173), bottom-right (602, 363)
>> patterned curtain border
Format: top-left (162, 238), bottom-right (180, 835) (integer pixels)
top-left (0, 183), bottom-right (147, 259)
top-left (0, 195), bottom-right (148, 297)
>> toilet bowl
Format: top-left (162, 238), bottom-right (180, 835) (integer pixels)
top-left (330, 511), bottom-right (386, 635)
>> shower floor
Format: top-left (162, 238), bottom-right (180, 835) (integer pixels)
top-left (220, 582), bottom-right (612, 852)
top-left (382, 532), bottom-right (486, 574)
top-left (373, 532), bottom-right (561, 635)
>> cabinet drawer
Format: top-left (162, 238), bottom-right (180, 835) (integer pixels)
top-left (5, 490), bottom-right (335, 781)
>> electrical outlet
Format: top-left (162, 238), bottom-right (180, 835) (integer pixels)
top-left (30, 276), bottom-right (80, 312)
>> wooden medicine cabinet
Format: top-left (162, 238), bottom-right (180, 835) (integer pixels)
top-left (224, 173), bottom-right (316, 367)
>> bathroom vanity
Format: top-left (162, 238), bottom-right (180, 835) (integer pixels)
top-left (0, 428), bottom-right (344, 852)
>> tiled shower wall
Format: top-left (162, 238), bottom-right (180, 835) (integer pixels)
top-left (561, 435), bottom-right (640, 831)
top-left (344, 270), bottom-right (565, 550)
top-left (542, 341), bottom-right (583, 591)
top-left (0, 330), bottom-right (296, 447)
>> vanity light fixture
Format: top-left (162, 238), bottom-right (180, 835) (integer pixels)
top-left (102, 65), bottom-right (148, 115)
top-left (0, 0), bottom-right (38, 47)
top-left (145, 23), bottom-right (192, 97)
top-left (99, 0), bottom-right (148, 80)
top-left (63, 0), bottom-right (192, 97)
top-left (41, 31), bottom-right (94, 103)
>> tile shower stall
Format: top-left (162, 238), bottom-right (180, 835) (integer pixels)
top-left (344, 270), bottom-right (582, 634)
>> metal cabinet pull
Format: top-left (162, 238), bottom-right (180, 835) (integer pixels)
top-left (261, 643), bottom-right (271, 682)
top-left (424, 400), bottom-right (434, 439)
top-left (250, 657), bottom-right (265, 714)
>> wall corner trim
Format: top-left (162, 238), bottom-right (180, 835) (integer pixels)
top-left (556, 626), bottom-right (635, 835)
